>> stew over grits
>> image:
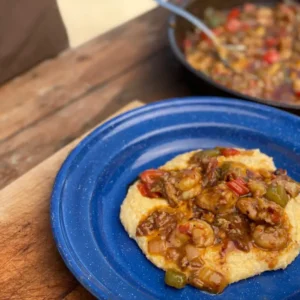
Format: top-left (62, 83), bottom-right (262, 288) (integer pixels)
top-left (135, 148), bottom-right (300, 293)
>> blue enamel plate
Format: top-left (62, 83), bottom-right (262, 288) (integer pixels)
top-left (51, 97), bottom-right (300, 300)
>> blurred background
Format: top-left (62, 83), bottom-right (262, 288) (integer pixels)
top-left (0, 0), bottom-right (158, 84)
top-left (57, 0), bottom-right (157, 47)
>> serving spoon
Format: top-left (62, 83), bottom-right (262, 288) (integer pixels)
top-left (154, 0), bottom-right (247, 71)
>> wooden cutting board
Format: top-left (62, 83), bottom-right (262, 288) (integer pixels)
top-left (0, 101), bottom-right (143, 300)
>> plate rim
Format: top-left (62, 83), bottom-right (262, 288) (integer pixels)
top-left (50, 96), bottom-right (300, 299)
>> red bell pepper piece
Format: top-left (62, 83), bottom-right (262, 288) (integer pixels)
top-left (137, 182), bottom-right (161, 198)
top-left (137, 182), bottom-right (149, 197)
top-left (226, 19), bottom-right (241, 32)
top-left (227, 8), bottom-right (240, 21)
top-left (227, 178), bottom-right (250, 196)
top-left (178, 223), bottom-right (191, 235)
top-left (140, 169), bottom-right (165, 185)
top-left (138, 169), bottom-right (165, 198)
top-left (200, 27), bottom-right (222, 45)
top-left (263, 49), bottom-right (280, 64)
top-left (295, 91), bottom-right (300, 97)
top-left (220, 148), bottom-right (240, 157)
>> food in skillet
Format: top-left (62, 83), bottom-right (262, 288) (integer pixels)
top-left (120, 147), bottom-right (300, 294)
top-left (184, 1), bottom-right (300, 103)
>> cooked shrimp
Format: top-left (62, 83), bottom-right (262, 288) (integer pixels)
top-left (176, 220), bottom-right (215, 248)
top-left (176, 169), bottom-right (202, 191)
top-left (163, 168), bottom-right (202, 205)
top-left (236, 197), bottom-right (283, 225)
top-left (196, 182), bottom-right (238, 214)
top-left (190, 220), bottom-right (215, 248)
top-left (252, 224), bottom-right (288, 250)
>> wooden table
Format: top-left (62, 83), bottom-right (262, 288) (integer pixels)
top-left (0, 7), bottom-right (192, 190)
top-left (0, 7), bottom-right (192, 300)
top-left (0, 101), bottom-right (142, 300)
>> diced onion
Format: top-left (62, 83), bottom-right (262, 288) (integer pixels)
top-left (185, 244), bottom-right (200, 261)
top-left (148, 238), bottom-right (166, 254)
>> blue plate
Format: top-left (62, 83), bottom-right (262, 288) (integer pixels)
top-left (51, 97), bottom-right (300, 300)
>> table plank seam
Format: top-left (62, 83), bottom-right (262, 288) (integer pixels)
top-left (0, 46), bottom-right (166, 145)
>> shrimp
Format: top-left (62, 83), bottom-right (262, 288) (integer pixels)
top-left (190, 220), bottom-right (215, 248)
top-left (236, 197), bottom-right (283, 225)
top-left (176, 220), bottom-right (215, 248)
top-left (252, 224), bottom-right (288, 250)
top-left (196, 182), bottom-right (238, 214)
top-left (163, 168), bottom-right (202, 206)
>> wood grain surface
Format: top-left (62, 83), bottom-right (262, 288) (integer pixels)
top-left (0, 7), bottom-right (191, 189)
top-left (0, 101), bottom-right (143, 300)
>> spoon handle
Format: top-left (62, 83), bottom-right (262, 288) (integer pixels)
top-left (154, 0), bottom-right (219, 45)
